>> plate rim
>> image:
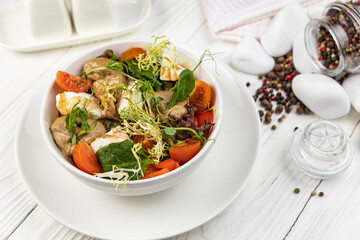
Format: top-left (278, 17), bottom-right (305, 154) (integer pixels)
top-left (14, 62), bottom-right (260, 239)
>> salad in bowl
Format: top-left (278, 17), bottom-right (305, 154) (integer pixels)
top-left (41, 36), bottom-right (223, 195)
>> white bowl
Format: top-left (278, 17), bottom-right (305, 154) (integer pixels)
top-left (40, 40), bottom-right (223, 196)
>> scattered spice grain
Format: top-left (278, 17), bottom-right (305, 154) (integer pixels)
top-left (253, 51), bottom-right (311, 127)
top-left (271, 125), bottom-right (277, 130)
top-left (294, 126), bottom-right (299, 132)
top-left (275, 105), bottom-right (284, 114)
top-left (311, 191), bottom-right (316, 196)
top-left (319, 192), bottom-right (324, 197)
top-left (259, 110), bottom-right (264, 117)
top-left (246, 82), bottom-right (250, 87)
top-left (294, 188), bottom-right (300, 194)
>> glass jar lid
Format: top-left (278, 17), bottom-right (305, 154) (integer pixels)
top-left (291, 120), bottom-right (353, 179)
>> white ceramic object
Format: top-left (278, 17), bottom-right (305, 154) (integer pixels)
top-left (232, 37), bottom-right (275, 75)
top-left (71, 0), bottom-right (116, 34)
top-left (307, 4), bottom-right (325, 20)
top-left (24, 0), bottom-right (72, 41)
top-left (293, 31), bottom-right (320, 74)
top-left (0, 1), bottom-right (151, 52)
top-left (292, 74), bottom-right (351, 119)
top-left (342, 74), bottom-right (360, 113)
top-left (16, 62), bottom-right (260, 239)
top-left (261, 4), bottom-right (309, 57)
top-left (40, 40), bottom-right (224, 196)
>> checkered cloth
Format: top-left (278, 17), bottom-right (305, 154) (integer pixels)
top-left (200, 0), bottom-right (325, 42)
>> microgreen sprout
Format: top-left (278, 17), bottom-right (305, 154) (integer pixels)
top-left (192, 49), bottom-right (221, 74)
top-left (65, 99), bottom-right (97, 145)
top-left (137, 35), bottom-right (177, 77)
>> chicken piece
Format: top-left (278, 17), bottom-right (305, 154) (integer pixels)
top-left (116, 83), bottom-right (143, 114)
top-left (51, 116), bottom-right (106, 157)
top-left (83, 57), bottom-right (126, 84)
top-left (56, 92), bottom-right (103, 118)
top-left (98, 116), bottom-right (121, 132)
top-left (90, 126), bottom-right (130, 153)
top-left (153, 91), bottom-right (173, 112)
top-left (84, 57), bottom-right (127, 117)
top-left (165, 100), bottom-right (188, 119)
top-left (148, 91), bottom-right (188, 120)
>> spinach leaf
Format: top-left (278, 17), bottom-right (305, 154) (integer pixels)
top-left (123, 60), bottom-right (163, 91)
top-left (168, 69), bottom-right (195, 108)
top-left (96, 140), bottom-right (150, 180)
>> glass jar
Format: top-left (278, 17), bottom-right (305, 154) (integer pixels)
top-left (305, 1), bottom-right (360, 76)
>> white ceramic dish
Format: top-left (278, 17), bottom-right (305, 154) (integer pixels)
top-left (71, 0), bottom-right (116, 35)
top-left (0, 1), bottom-right (151, 52)
top-left (40, 40), bottom-right (223, 196)
top-left (15, 62), bottom-right (260, 239)
top-left (24, 0), bottom-right (73, 41)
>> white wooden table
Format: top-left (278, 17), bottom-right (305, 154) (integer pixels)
top-left (1, 0), bottom-right (360, 239)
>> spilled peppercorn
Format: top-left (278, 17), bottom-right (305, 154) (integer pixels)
top-left (253, 51), bottom-right (311, 125)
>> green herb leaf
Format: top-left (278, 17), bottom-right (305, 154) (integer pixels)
top-left (193, 131), bottom-right (204, 140)
top-left (107, 61), bottom-right (124, 71)
top-left (65, 100), bottom-right (97, 145)
top-left (151, 96), bottom-right (163, 106)
top-left (106, 50), bottom-right (119, 61)
top-left (71, 134), bottom-right (77, 145)
top-left (65, 100), bottom-right (81, 133)
top-left (168, 69), bottom-right (195, 108)
top-left (162, 81), bottom-right (173, 90)
top-left (123, 60), bottom-right (163, 91)
top-left (162, 127), bottom-right (176, 138)
top-left (96, 141), bottom-right (151, 180)
top-left (80, 71), bottom-right (87, 79)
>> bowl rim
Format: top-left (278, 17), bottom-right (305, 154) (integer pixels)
top-left (40, 39), bottom-right (224, 186)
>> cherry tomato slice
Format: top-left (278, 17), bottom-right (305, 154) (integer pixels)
top-left (119, 47), bottom-right (146, 63)
top-left (56, 71), bottom-right (91, 93)
top-left (73, 142), bottom-right (103, 174)
top-left (143, 164), bottom-right (158, 177)
top-left (169, 139), bottom-right (201, 165)
top-left (195, 110), bottom-right (214, 127)
top-left (133, 135), bottom-right (156, 153)
top-left (142, 168), bottom-right (169, 179)
top-left (189, 80), bottom-right (212, 113)
top-left (155, 158), bottom-right (180, 171)
top-left (142, 159), bottom-right (180, 179)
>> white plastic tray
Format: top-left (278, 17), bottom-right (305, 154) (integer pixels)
top-left (0, 0), bottom-right (151, 52)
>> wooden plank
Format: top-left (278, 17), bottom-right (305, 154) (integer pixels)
top-left (0, 47), bottom-right (69, 114)
top-left (170, 91), bottom-right (360, 240)
top-left (7, 207), bottom-right (96, 240)
top-left (5, 0), bottom-right (360, 238)
top-left (284, 116), bottom-right (360, 240)
top-left (169, 22), bottom-right (360, 238)
top-left (0, 142), bottom-right (36, 239)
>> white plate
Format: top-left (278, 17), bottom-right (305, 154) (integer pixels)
top-left (15, 63), bottom-right (260, 239)
top-left (0, 1), bottom-right (151, 52)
